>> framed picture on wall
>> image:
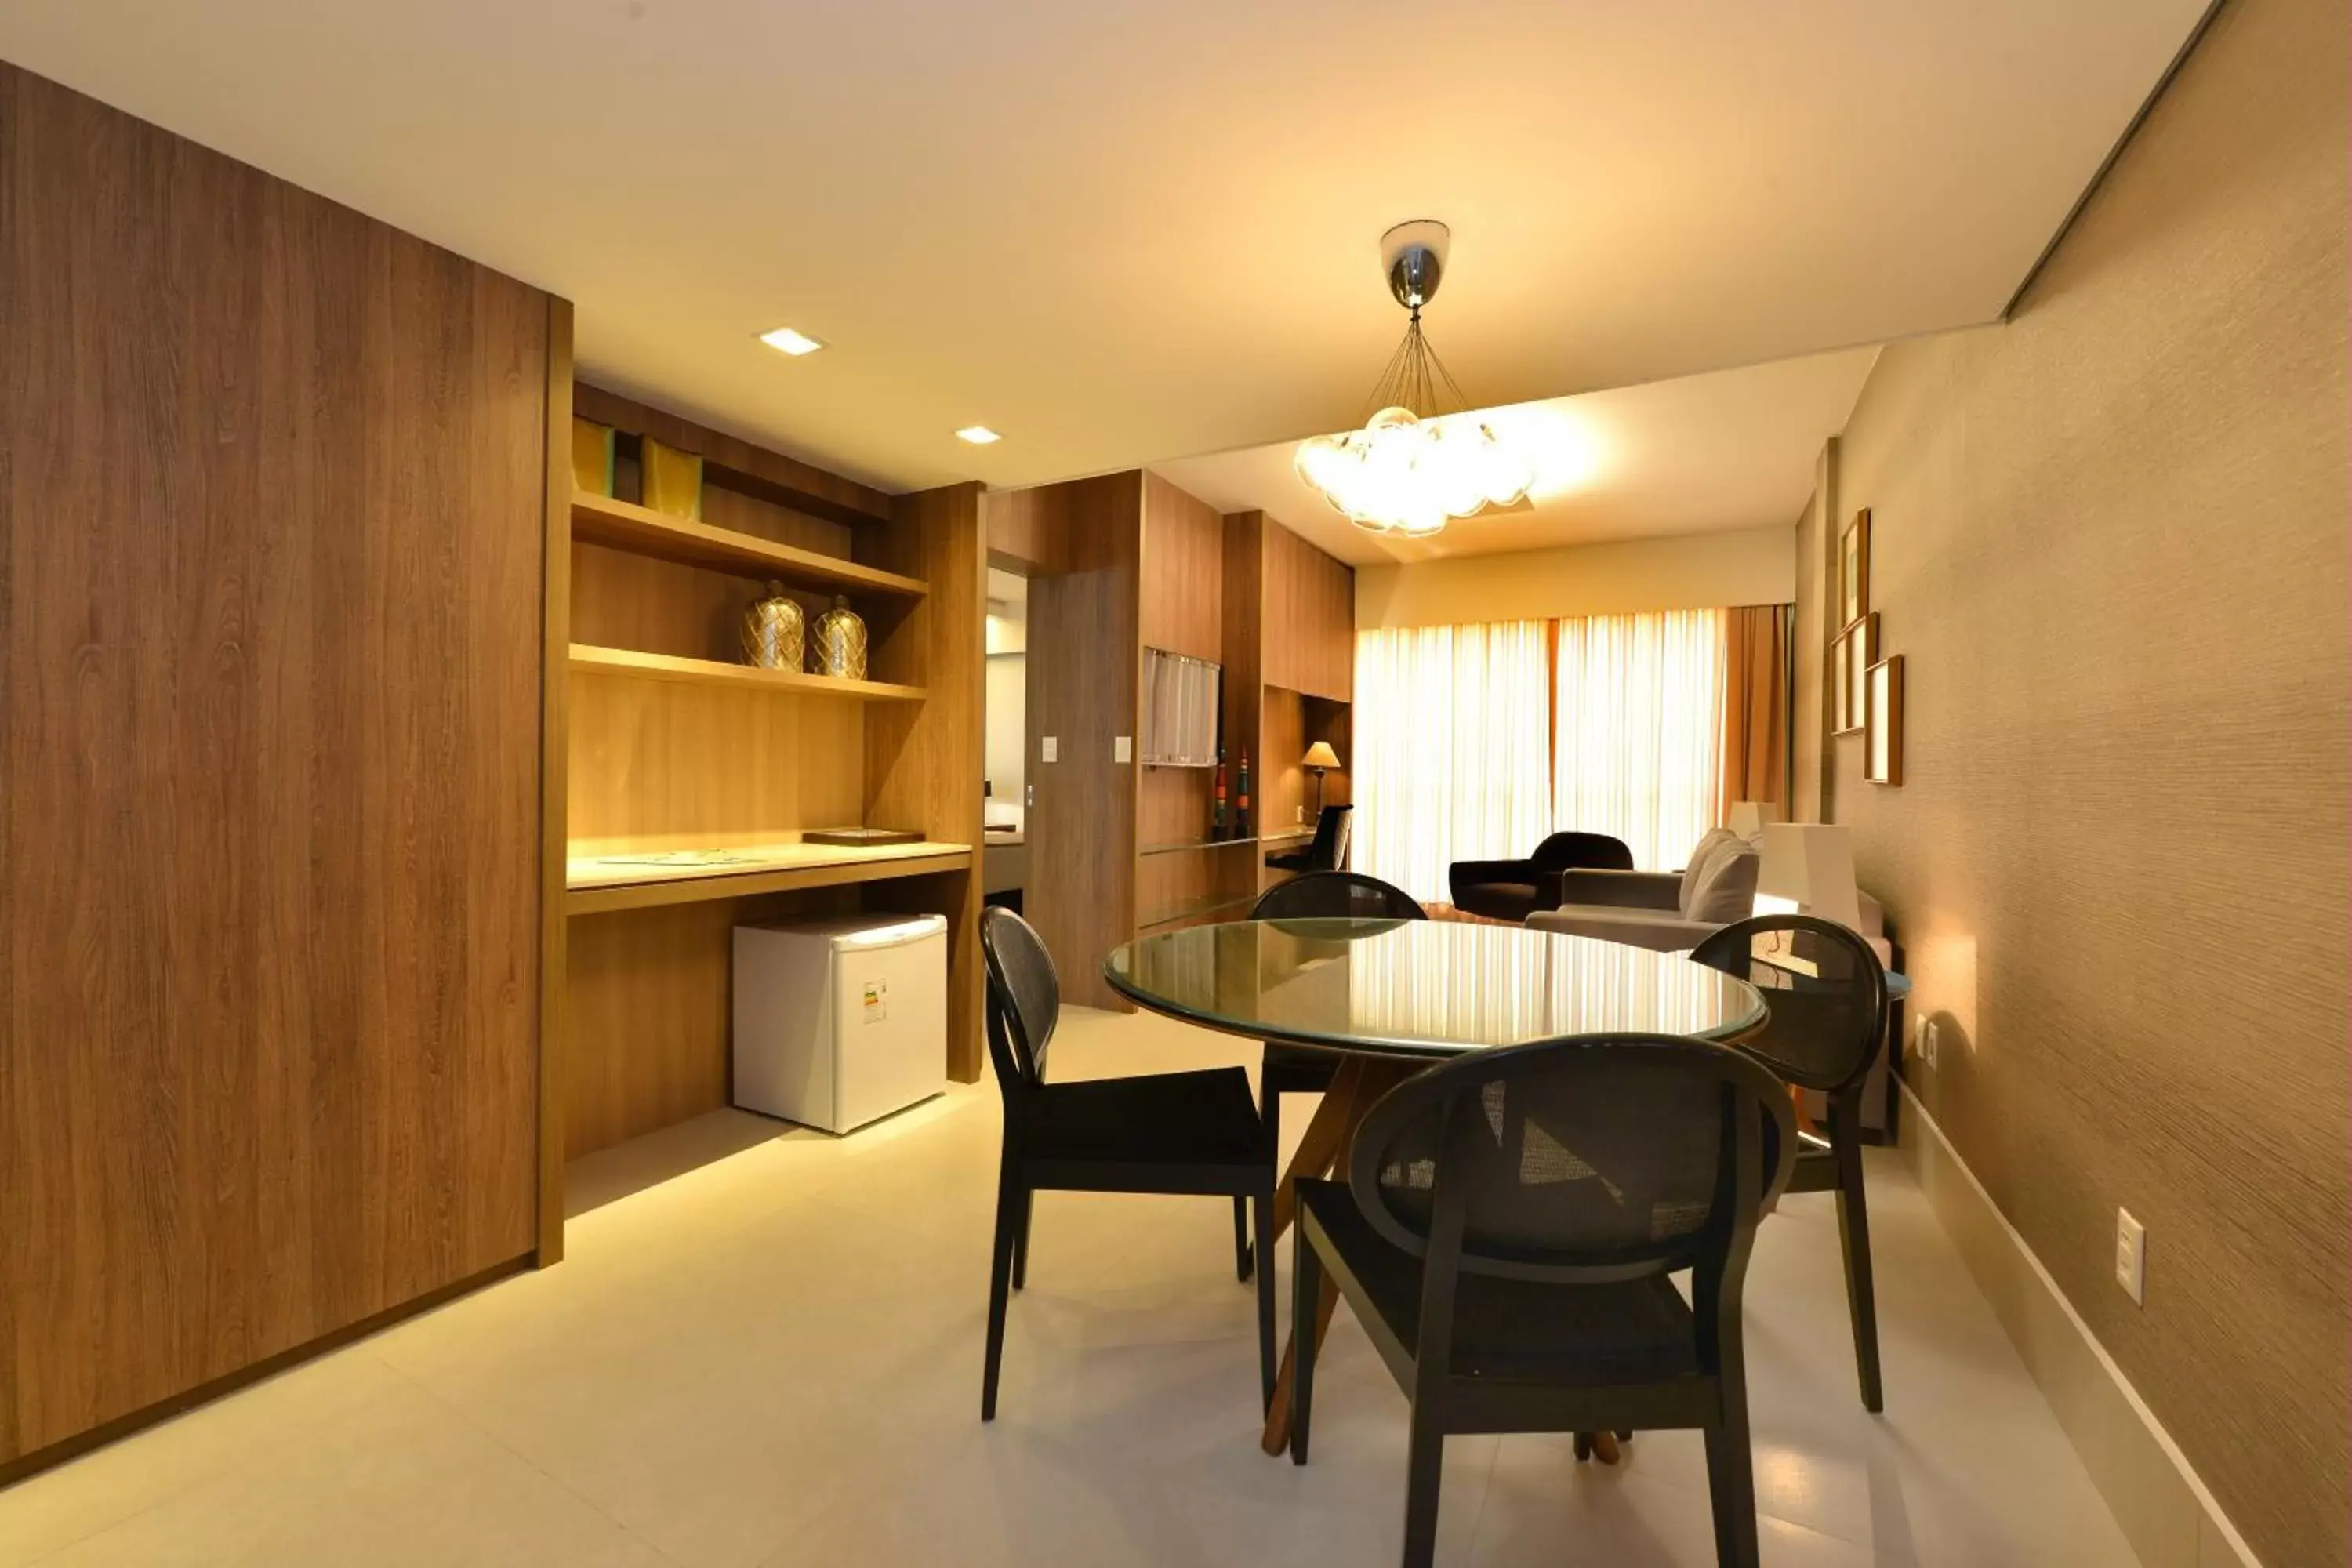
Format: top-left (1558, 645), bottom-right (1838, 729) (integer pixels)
top-left (1831, 612), bottom-right (1877, 735)
top-left (1839, 508), bottom-right (1872, 626)
top-left (1865, 655), bottom-right (1904, 784)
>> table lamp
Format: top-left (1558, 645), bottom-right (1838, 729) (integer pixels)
top-left (1753, 822), bottom-right (1861, 931)
top-left (1726, 800), bottom-right (1782, 839)
top-left (1301, 741), bottom-right (1342, 814)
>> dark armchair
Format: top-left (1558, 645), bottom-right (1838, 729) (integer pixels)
top-left (1447, 831), bottom-right (1634, 923)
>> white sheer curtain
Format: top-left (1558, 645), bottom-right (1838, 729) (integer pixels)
top-left (1353, 620), bottom-right (1552, 906)
top-left (1553, 608), bottom-right (1727, 870)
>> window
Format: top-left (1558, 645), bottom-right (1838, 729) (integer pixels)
top-left (1552, 609), bottom-right (1726, 870)
top-left (1352, 621), bottom-right (1552, 905)
top-left (1354, 609), bottom-right (1733, 903)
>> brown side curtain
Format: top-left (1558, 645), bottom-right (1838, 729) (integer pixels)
top-left (1720, 604), bottom-right (1791, 822)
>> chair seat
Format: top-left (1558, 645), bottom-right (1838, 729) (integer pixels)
top-left (1029, 1067), bottom-right (1264, 1166)
top-left (1298, 1178), bottom-right (1698, 1383)
top-left (1454, 881), bottom-right (1544, 924)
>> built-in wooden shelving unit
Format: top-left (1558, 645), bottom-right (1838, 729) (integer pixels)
top-left (542, 383), bottom-right (985, 1261)
top-left (568, 642), bottom-right (927, 702)
top-left (571, 491), bottom-right (929, 598)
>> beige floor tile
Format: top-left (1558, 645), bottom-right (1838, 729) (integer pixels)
top-left (33, 1380), bottom-right (668, 1568)
top-left (0, 1347), bottom-right (405, 1568)
top-left (0, 1007), bottom-right (2151, 1568)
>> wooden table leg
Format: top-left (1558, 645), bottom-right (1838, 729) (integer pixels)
top-left (1260, 1055), bottom-right (1418, 1456)
top-left (1269, 1056), bottom-right (1368, 1244)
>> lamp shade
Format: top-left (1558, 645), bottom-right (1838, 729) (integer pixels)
top-left (1301, 741), bottom-right (1341, 771)
top-left (1753, 823), bottom-right (1861, 931)
top-left (1725, 800), bottom-right (1782, 839)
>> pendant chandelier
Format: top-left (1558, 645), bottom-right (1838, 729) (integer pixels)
top-left (1294, 220), bottom-right (1534, 539)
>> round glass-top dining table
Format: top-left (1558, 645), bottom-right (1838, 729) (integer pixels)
top-left (1102, 917), bottom-right (1769, 1456)
top-left (1103, 916), bottom-right (1769, 1057)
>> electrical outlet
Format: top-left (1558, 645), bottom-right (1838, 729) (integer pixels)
top-left (2114, 1209), bottom-right (2146, 1305)
top-left (1915, 1014), bottom-right (1938, 1069)
top-left (1113, 735), bottom-right (1131, 764)
top-left (1297, 806), bottom-right (1306, 824)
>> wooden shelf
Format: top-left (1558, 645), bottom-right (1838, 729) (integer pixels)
top-left (1138, 836), bottom-right (1260, 857)
top-left (571, 492), bottom-right (927, 598)
top-left (1137, 891), bottom-right (1258, 931)
top-left (565, 840), bottom-right (973, 916)
top-left (569, 643), bottom-right (926, 702)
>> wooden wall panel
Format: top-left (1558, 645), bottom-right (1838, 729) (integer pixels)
top-left (1809, 2), bottom-right (2348, 1557)
top-left (0, 64), bottom-right (546, 1465)
top-left (567, 673), bottom-right (864, 850)
top-left (1025, 474), bottom-right (1142, 1009)
top-left (1139, 473), bottom-right (1225, 660)
top-left (985, 485), bottom-right (1071, 574)
top-left (1260, 514), bottom-right (1355, 701)
top-left (565, 890), bottom-right (857, 1157)
top-left (539, 306), bottom-right (575, 1263)
top-left (862, 485), bottom-right (988, 1081)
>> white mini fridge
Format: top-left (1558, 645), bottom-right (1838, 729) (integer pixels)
top-left (733, 913), bottom-right (948, 1134)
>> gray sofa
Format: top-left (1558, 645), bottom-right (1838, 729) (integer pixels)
top-left (1526, 827), bottom-right (1886, 954)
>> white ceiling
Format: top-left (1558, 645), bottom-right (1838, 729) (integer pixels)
top-left (1156, 346), bottom-right (1881, 564)
top-left (0, 2), bottom-right (2205, 496)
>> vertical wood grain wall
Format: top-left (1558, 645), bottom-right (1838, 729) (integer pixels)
top-left (1024, 475), bottom-right (1142, 1009)
top-left (0, 64), bottom-right (552, 1467)
top-left (1794, 1), bottom-right (2347, 1557)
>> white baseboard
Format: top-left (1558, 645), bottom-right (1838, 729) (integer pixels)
top-left (1894, 1082), bottom-right (2262, 1568)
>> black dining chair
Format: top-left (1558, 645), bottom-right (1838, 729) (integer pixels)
top-left (978, 906), bottom-right (1277, 1419)
top-left (1289, 1033), bottom-right (1796, 1568)
top-left (1248, 873), bottom-right (1428, 1167)
top-left (1692, 915), bottom-right (1892, 1410)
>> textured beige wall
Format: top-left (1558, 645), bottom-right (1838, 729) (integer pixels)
top-left (1799, 1), bottom-right (2349, 1559)
top-left (1354, 523), bottom-right (1794, 629)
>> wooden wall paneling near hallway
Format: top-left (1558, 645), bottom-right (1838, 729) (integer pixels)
top-left (1024, 474), bottom-right (1144, 1008)
top-left (985, 483), bottom-right (1072, 575)
top-left (0, 64), bottom-right (549, 1468)
top-left (1261, 516), bottom-right (1356, 701)
top-left (539, 304), bottom-right (575, 1263)
top-left (860, 484), bottom-right (988, 1081)
top-left (1139, 471), bottom-right (1226, 660)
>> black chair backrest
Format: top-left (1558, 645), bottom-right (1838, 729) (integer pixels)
top-left (1348, 1033), bottom-right (1795, 1284)
top-left (1530, 830), bottom-right (1635, 875)
top-left (1251, 870), bottom-right (1426, 922)
top-left (979, 906), bottom-right (1059, 1094)
top-left (1690, 916), bottom-right (1887, 1094)
top-left (1298, 803), bottom-right (1352, 870)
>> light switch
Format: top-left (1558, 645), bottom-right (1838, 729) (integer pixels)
top-left (1041, 736), bottom-right (1058, 763)
top-left (1113, 735), bottom-right (1132, 764)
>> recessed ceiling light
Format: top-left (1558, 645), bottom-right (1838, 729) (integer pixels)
top-left (956, 426), bottom-right (1002, 445)
top-left (758, 326), bottom-right (825, 357)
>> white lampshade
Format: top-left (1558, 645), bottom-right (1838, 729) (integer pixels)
top-left (1753, 823), bottom-right (1861, 932)
top-left (1301, 741), bottom-right (1341, 771)
top-left (1725, 800), bottom-right (1782, 839)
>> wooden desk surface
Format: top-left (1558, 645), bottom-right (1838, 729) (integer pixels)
top-left (564, 839), bottom-right (974, 915)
